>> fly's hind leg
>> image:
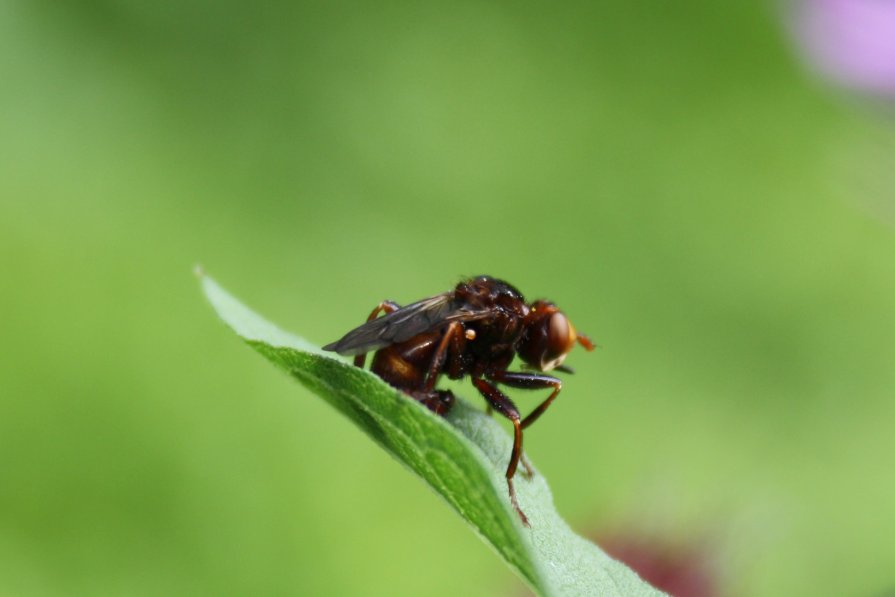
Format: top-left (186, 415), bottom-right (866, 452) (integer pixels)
top-left (410, 389), bottom-right (455, 416)
top-left (353, 300), bottom-right (400, 368)
top-left (422, 322), bottom-right (464, 393)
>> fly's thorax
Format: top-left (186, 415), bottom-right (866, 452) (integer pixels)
top-left (455, 276), bottom-right (528, 315)
top-left (450, 276), bottom-right (528, 364)
top-left (464, 308), bottom-right (524, 354)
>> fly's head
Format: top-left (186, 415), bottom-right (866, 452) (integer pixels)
top-left (517, 300), bottom-right (594, 371)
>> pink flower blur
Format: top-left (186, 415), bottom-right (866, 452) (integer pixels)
top-left (795, 0), bottom-right (895, 96)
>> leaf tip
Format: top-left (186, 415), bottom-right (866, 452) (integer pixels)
top-left (193, 263), bottom-right (206, 279)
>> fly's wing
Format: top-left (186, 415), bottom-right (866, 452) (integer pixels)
top-left (323, 293), bottom-right (489, 356)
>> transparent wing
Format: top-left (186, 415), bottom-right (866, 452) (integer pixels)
top-left (323, 292), bottom-right (489, 356)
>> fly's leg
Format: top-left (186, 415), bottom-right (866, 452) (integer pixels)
top-left (518, 453), bottom-right (534, 480)
top-left (471, 378), bottom-right (529, 527)
top-left (488, 371), bottom-right (563, 479)
top-left (446, 323), bottom-right (468, 379)
top-left (410, 389), bottom-right (455, 416)
top-left (353, 301), bottom-right (400, 368)
top-left (488, 371), bottom-right (562, 430)
top-left (422, 322), bottom-right (464, 393)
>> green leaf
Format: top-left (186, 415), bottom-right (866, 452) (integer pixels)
top-left (200, 274), bottom-right (663, 597)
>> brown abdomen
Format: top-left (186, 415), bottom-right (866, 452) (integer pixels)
top-left (370, 332), bottom-right (440, 392)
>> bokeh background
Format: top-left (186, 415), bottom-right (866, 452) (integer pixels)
top-left (2, 1), bottom-right (894, 595)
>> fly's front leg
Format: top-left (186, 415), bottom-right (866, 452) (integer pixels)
top-left (488, 371), bottom-right (562, 430)
top-left (488, 371), bottom-right (563, 479)
top-left (471, 377), bottom-right (529, 527)
top-left (353, 300), bottom-right (400, 368)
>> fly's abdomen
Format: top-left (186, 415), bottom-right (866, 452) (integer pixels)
top-left (370, 332), bottom-right (440, 392)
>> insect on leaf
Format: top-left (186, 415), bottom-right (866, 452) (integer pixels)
top-left (200, 274), bottom-right (663, 597)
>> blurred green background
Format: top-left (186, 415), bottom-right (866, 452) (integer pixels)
top-left (2, 1), bottom-right (894, 595)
